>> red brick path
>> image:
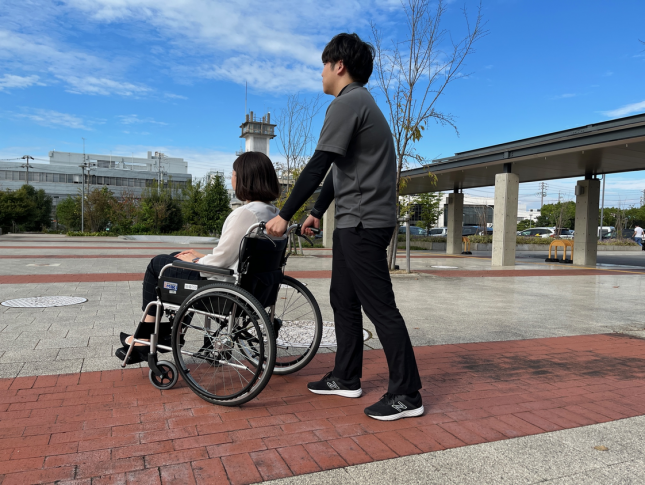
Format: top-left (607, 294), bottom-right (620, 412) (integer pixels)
top-left (1, 334), bottom-right (644, 484)
top-left (2, 267), bottom-right (643, 285)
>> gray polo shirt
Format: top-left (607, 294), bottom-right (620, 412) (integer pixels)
top-left (317, 83), bottom-right (397, 229)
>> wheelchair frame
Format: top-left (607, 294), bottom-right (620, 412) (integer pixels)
top-left (120, 222), bottom-right (322, 401)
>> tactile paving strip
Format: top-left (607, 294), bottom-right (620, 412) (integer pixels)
top-left (1, 296), bottom-right (88, 308)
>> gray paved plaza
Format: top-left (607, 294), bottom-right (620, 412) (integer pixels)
top-left (1, 234), bottom-right (644, 484)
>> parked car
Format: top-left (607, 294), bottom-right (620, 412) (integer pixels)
top-left (462, 226), bottom-right (479, 236)
top-left (518, 227), bottom-right (555, 238)
top-left (550, 228), bottom-right (574, 239)
top-left (398, 225), bottom-right (429, 236)
top-left (604, 229), bottom-right (634, 240)
top-left (427, 227), bottom-right (448, 237)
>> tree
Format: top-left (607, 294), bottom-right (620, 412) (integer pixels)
top-left (84, 187), bottom-right (116, 232)
top-left (56, 196), bottom-right (81, 231)
top-left (274, 94), bottom-right (323, 189)
top-left (19, 185), bottom-right (52, 231)
top-left (181, 179), bottom-right (204, 229)
top-left (140, 181), bottom-right (183, 233)
top-left (109, 189), bottom-right (140, 233)
top-left (0, 188), bottom-right (38, 230)
top-left (536, 202), bottom-right (576, 229)
top-left (371, 0), bottom-right (486, 268)
top-left (418, 192), bottom-right (443, 231)
top-left (200, 174), bottom-right (231, 235)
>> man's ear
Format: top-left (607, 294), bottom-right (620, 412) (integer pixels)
top-left (335, 60), bottom-right (346, 76)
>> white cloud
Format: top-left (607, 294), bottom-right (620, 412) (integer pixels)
top-left (0, 74), bottom-right (44, 91)
top-left (198, 56), bottom-right (322, 94)
top-left (550, 93), bottom-right (577, 100)
top-left (0, 29), bottom-right (152, 97)
top-left (164, 92), bottom-right (187, 100)
top-left (601, 100), bottom-right (645, 118)
top-left (61, 0), bottom-right (370, 92)
top-left (62, 76), bottom-right (150, 97)
top-left (14, 109), bottom-right (99, 130)
top-left (117, 114), bottom-right (167, 125)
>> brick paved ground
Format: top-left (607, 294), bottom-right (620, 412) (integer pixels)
top-left (1, 334), bottom-right (644, 484)
top-left (2, 234), bottom-right (645, 483)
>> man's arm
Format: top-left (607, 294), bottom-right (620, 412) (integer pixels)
top-left (278, 150), bottom-right (337, 222)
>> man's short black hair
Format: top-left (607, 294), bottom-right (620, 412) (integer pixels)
top-left (233, 151), bottom-right (280, 203)
top-left (321, 33), bottom-right (375, 85)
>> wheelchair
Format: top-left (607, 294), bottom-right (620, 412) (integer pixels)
top-left (120, 223), bottom-right (323, 406)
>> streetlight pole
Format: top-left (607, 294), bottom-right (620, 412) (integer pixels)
top-left (21, 155), bottom-right (34, 185)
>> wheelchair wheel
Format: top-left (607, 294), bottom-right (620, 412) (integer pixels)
top-left (270, 275), bottom-right (323, 375)
top-left (149, 361), bottom-right (178, 390)
top-left (171, 284), bottom-right (276, 407)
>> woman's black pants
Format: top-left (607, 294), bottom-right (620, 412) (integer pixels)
top-left (138, 252), bottom-right (203, 337)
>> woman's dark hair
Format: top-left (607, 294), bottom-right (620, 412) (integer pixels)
top-left (321, 33), bottom-right (375, 85)
top-left (232, 151), bottom-right (280, 202)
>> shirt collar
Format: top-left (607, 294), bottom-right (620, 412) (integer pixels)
top-left (337, 82), bottom-right (363, 97)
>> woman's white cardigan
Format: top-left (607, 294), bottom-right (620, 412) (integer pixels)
top-left (196, 201), bottom-right (280, 278)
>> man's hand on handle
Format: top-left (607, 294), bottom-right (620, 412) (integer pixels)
top-left (266, 215), bottom-right (290, 237)
top-left (301, 215), bottom-right (320, 237)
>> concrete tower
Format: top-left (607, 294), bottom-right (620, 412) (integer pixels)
top-left (239, 111), bottom-right (276, 156)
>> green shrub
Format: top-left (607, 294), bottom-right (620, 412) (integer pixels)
top-left (598, 238), bottom-right (638, 246)
top-left (67, 231), bottom-right (117, 237)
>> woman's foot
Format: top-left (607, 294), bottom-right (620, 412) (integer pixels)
top-left (119, 332), bottom-right (171, 352)
top-left (120, 332), bottom-right (149, 347)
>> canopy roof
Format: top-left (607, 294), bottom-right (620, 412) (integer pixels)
top-left (401, 114), bottom-right (645, 195)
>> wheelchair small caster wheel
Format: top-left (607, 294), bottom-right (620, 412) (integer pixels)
top-left (149, 361), bottom-right (178, 390)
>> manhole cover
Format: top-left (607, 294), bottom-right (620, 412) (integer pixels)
top-left (431, 265), bottom-right (459, 269)
top-left (1, 296), bottom-right (87, 308)
top-left (276, 321), bottom-right (371, 349)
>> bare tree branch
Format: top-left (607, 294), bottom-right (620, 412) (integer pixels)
top-left (371, 0), bottom-right (487, 268)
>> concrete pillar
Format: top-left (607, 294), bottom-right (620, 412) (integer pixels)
top-left (322, 200), bottom-right (335, 248)
top-left (446, 192), bottom-right (464, 254)
top-left (573, 178), bottom-right (600, 266)
top-left (491, 173), bottom-right (519, 267)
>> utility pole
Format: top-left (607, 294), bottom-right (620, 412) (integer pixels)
top-left (155, 151), bottom-right (165, 194)
top-left (21, 155), bottom-right (34, 184)
top-left (538, 182), bottom-right (548, 209)
top-left (641, 189), bottom-right (645, 207)
top-left (79, 162), bottom-right (87, 232)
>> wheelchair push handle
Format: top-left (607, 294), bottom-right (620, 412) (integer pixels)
top-left (246, 222), bottom-right (319, 246)
top-left (295, 225), bottom-right (319, 247)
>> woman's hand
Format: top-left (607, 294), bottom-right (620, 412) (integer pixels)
top-left (175, 253), bottom-right (197, 262)
top-left (175, 249), bottom-right (205, 262)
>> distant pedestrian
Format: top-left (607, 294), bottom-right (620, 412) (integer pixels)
top-left (633, 225), bottom-right (644, 247)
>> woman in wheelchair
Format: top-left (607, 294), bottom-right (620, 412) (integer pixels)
top-left (116, 151), bottom-right (281, 364)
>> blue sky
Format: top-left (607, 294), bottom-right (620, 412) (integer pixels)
top-left (1, 0), bottom-right (644, 209)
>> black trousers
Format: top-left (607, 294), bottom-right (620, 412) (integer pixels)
top-left (139, 252), bottom-right (203, 336)
top-left (330, 224), bottom-right (422, 395)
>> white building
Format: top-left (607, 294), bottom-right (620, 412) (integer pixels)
top-left (0, 150), bottom-right (191, 216)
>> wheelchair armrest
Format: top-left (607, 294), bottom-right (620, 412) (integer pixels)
top-left (172, 260), bottom-right (234, 276)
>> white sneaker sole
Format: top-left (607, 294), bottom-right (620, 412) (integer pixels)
top-left (308, 388), bottom-right (363, 398)
top-left (367, 405), bottom-right (425, 421)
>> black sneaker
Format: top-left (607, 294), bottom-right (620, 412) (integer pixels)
top-left (307, 371), bottom-right (362, 398)
top-left (364, 392), bottom-right (424, 421)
